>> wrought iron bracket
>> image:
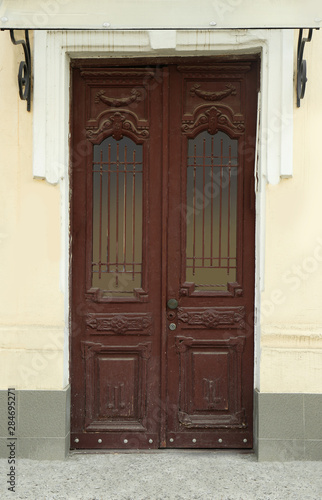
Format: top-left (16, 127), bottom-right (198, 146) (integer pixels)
top-left (297, 28), bottom-right (313, 108)
top-left (9, 30), bottom-right (31, 111)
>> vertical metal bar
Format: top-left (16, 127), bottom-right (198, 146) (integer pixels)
top-left (219, 138), bottom-right (223, 268)
top-left (202, 138), bottom-right (206, 267)
top-left (228, 145), bottom-right (231, 274)
top-left (99, 149), bottom-right (103, 279)
top-left (116, 142), bottom-right (119, 287)
top-left (210, 136), bottom-right (214, 267)
top-left (193, 144), bottom-right (197, 276)
top-left (132, 149), bottom-right (136, 281)
top-left (107, 144), bottom-right (111, 272)
top-left (123, 145), bottom-right (127, 272)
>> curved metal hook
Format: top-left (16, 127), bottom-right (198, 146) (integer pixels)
top-left (297, 29), bottom-right (313, 108)
top-left (10, 30), bottom-right (31, 111)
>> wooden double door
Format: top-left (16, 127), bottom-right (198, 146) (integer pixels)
top-left (70, 58), bottom-right (258, 450)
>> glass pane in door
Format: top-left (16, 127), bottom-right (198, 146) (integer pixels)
top-left (186, 130), bottom-right (238, 292)
top-left (92, 136), bottom-right (143, 297)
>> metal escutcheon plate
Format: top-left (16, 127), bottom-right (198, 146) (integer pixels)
top-left (169, 323), bottom-right (177, 331)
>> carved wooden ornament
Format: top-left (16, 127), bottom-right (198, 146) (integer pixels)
top-left (86, 110), bottom-right (149, 144)
top-left (95, 89), bottom-right (142, 108)
top-left (86, 313), bottom-right (153, 335)
top-left (190, 83), bottom-right (237, 101)
top-left (182, 105), bottom-right (245, 137)
top-left (177, 306), bottom-right (246, 329)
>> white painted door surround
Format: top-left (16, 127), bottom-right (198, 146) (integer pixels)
top-left (32, 29), bottom-right (294, 389)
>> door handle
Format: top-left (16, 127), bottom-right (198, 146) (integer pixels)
top-left (167, 298), bottom-right (178, 310)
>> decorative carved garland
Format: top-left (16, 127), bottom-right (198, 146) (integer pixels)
top-left (95, 89), bottom-right (142, 108)
top-left (190, 83), bottom-right (236, 102)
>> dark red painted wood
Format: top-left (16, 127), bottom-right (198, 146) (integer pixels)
top-left (70, 65), bottom-right (163, 450)
top-left (70, 59), bottom-right (258, 450)
top-left (165, 62), bottom-right (258, 449)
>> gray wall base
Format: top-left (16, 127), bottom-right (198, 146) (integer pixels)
top-left (1, 387), bottom-right (321, 460)
top-left (254, 390), bottom-right (322, 461)
top-left (0, 387), bottom-right (70, 460)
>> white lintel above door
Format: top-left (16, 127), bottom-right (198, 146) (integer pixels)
top-left (0, 0), bottom-right (321, 30)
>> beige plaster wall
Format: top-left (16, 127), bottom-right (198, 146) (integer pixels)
top-left (0, 31), bottom-right (64, 390)
top-left (260, 29), bottom-right (322, 392)
top-left (1, 28), bottom-right (321, 393)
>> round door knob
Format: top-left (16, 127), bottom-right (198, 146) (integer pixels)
top-left (167, 299), bottom-right (178, 310)
top-left (169, 323), bottom-right (177, 331)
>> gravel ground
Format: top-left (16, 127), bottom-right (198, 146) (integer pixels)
top-left (0, 451), bottom-right (321, 500)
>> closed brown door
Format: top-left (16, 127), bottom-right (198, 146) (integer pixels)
top-left (70, 59), bottom-right (258, 450)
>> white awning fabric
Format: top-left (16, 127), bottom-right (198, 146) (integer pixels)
top-left (0, 0), bottom-right (321, 30)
